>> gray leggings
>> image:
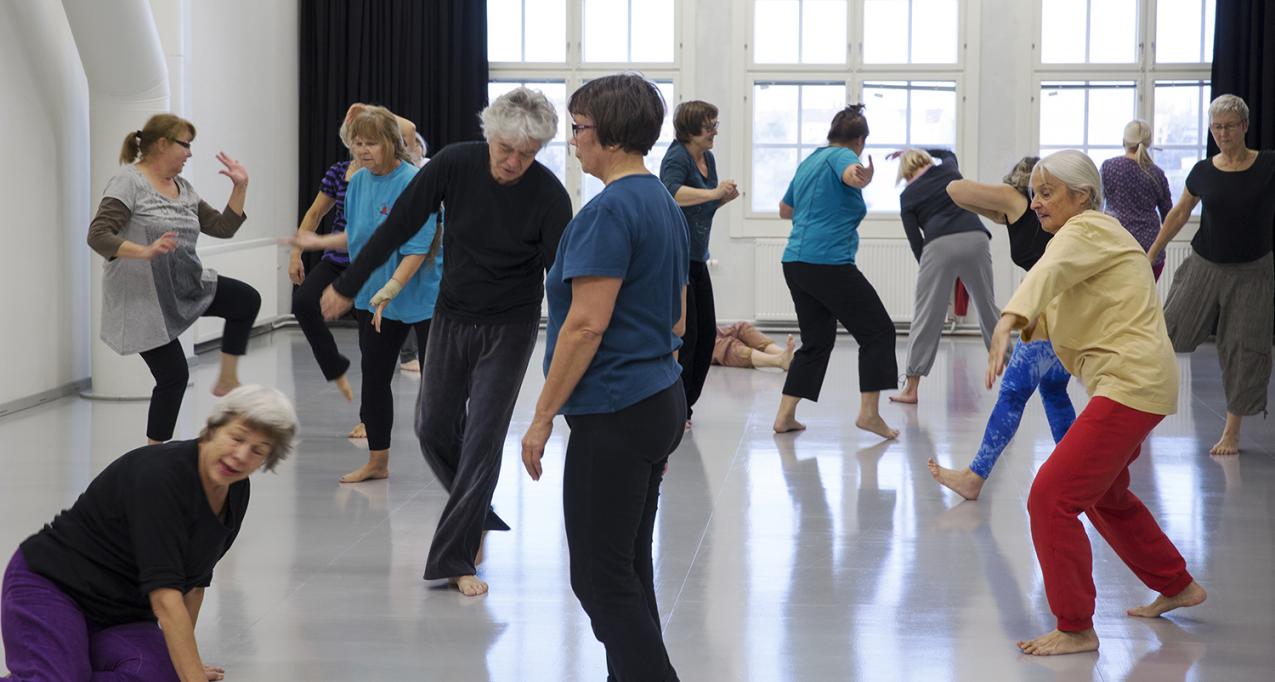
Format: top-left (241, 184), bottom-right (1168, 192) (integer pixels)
top-left (905, 231), bottom-right (1000, 376)
top-left (1164, 251), bottom-right (1273, 416)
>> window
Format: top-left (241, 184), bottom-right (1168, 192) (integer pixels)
top-left (488, 1), bottom-right (680, 207)
top-left (745, 0), bottom-right (967, 220)
top-left (1035, 0), bottom-right (1212, 210)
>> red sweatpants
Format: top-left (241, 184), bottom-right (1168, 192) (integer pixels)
top-left (1027, 396), bottom-right (1193, 631)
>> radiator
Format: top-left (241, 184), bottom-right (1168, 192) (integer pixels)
top-left (753, 239), bottom-right (919, 322)
top-left (191, 239), bottom-right (281, 343)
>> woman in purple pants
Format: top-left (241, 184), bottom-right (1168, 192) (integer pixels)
top-left (1, 386), bottom-right (297, 681)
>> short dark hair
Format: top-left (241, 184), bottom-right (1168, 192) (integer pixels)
top-left (568, 73), bottom-right (666, 155)
top-left (673, 100), bottom-right (718, 143)
top-left (827, 104), bottom-right (869, 144)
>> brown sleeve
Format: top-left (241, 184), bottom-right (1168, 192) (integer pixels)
top-left (196, 200), bottom-right (247, 238)
top-left (86, 197), bottom-right (133, 259)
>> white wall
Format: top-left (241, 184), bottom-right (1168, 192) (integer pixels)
top-left (0, 0), bottom-right (298, 407)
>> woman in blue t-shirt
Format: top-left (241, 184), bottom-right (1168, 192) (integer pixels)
top-left (773, 104), bottom-right (900, 440)
top-left (292, 107), bottom-right (442, 483)
top-left (521, 74), bottom-right (689, 682)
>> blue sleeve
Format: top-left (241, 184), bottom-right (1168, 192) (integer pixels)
top-left (782, 181), bottom-right (795, 207)
top-left (560, 205), bottom-right (631, 282)
top-left (660, 145), bottom-right (691, 197)
top-left (400, 212), bottom-right (438, 256)
top-left (829, 148), bottom-right (857, 178)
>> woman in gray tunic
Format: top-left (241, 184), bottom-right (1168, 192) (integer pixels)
top-left (87, 114), bottom-right (261, 444)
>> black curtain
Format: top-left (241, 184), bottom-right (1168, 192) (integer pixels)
top-left (297, 0), bottom-right (488, 232)
top-left (1208, 0), bottom-right (1274, 155)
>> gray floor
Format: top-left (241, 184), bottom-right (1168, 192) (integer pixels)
top-left (2, 328), bottom-right (1273, 681)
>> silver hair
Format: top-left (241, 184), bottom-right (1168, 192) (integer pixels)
top-left (1032, 149), bottom-right (1103, 211)
top-left (1209, 94), bottom-right (1249, 122)
top-left (480, 86), bottom-right (558, 148)
top-left (413, 133), bottom-right (428, 167)
top-left (201, 385), bottom-right (299, 472)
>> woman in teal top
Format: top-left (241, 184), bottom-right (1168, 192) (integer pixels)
top-left (773, 104), bottom-right (899, 440)
top-left (292, 106), bottom-right (442, 483)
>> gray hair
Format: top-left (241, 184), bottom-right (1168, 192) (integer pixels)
top-left (480, 87), bottom-right (558, 148)
top-left (1032, 150), bottom-right (1103, 211)
top-left (1209, 94), bottom-right (1249, 122)
top-left (200, 385), bottom-right (299, 472)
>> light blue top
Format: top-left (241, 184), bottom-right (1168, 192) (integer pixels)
top-left (544, 174), bottom-right (689, 416)
top-left (345, 163), bottom-right (442, 323)
top-left (781, 146), bottom-right (866, 265)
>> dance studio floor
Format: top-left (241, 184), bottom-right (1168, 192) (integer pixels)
top-left (2, 328), bottom-right (1273, 681)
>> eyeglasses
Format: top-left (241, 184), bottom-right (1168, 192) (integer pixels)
top-left (171, 139), bottom-right (192, 149)
top-left (1210, 122), bottom-right (1244, 133)
top-left (705, 121), bottom-right (720, 132)
top-left (570, 123), bottom-right (595, 138)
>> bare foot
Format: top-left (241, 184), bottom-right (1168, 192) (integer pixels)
top-left (339, 462), bottom-right (388, 483)
top-left (855, 415), bottom-right (899, 440)
top-left (684, 419), bottom-right (693, 431)
top-left (1209, 433), bottom-right (1240, 456)
top-left (1017, 629), bottom-right (1099, 656)
top-left (334, 375), bottom-right (354, 402)
top-left (212, 380), bottom-right (239, 397)
top-left (773, 416), bottom-right (806, 433)
top-left (928, 458), bottom-right (985, 500)
top-left (347, 422), bottom-right (367, 439)
top-left (889, 390), bottom-right (918, 404)
top-left (1127, 581), bottom-right (1206, 618)
top-left (474, 531), bottom-right (489, 566)
top-left (400, 359), bottom-right (421, 373)
top-left (449, 575), bottom-right (488, 596)
top-left (780, 335), bottom-right (796, 371)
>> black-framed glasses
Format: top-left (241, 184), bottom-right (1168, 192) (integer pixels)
top-left (570, 123), bottom-right (595, 137)
top-left (171, 138), bottom-right (192, 149)
top-left (705, 121), bottom-right (720, 132)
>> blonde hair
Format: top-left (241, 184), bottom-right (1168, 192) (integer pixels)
top-left (896, 148), bottom-right (934, 185)
top-left (1122, 119), bottom-right (1155, 171)
top-left (348, 106), bottom-right (411, 165)
top-left (119, 114), bottom-right (196, 165)
top-left (1032, 150), bottom-right (1103, 211)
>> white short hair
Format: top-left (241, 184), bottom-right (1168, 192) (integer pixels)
top-left (1209, 94), bottom-right (1249, 122)
top-left (1032, 150), bottom-right (1103, 211)
top-left (202, 385), bottom-right (299, 472)
top-left (480, 87), bottom-right (558, 149)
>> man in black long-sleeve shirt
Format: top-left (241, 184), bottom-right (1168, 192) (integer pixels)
top-left (322, 88), bottom-right (572, 596)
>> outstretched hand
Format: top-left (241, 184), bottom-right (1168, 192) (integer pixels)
top-left (885, 150), bottom-right (903, 161)
top-left (848, 155), bottom-right (875, 187)
top-left (216, 152), bottom-right (248, 187)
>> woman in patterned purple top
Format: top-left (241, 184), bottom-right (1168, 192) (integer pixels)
top-left (1100, 120), bottom-right (1173, 280)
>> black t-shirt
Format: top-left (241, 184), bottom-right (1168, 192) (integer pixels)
top-left (1186, 150), bottom-right (1275, 263)
top-left (20, 440), bottom-right (249, 625)
top-left (334, 141), bottom-right (574, 324)
top-left (898, 150), bottom-right (989, 261)
top-left (1006, 204), bottom-right (1052, 271)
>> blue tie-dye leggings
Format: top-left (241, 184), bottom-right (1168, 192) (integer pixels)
top-left (968, 339), bottom-right (1075, 479)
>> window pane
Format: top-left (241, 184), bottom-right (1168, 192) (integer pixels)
top-left (487, 0), bottom-right (522, 62)
top-left (582, 172), bottom-right (605, 204)
top-left (863, 0), bottom-right (909, 63)
top-left (1155, 0), bottom-right (1206, 62)
top-left (1039, 83), bottom-right (1087, 147)
top-left (645, 142), bottom-right (671, 177)
top-left (861, 145), bottom-right (901, 213)
top-left (754, 0), bottom-right (800, 63)
top-left (801, 0), bottom-right (848, 63)
top-left (754, 84), bottom-right (800, 144)
top-left (522, 0), bottom-right (566, 61)
top-left (1088, 0), bottom-right (1137, 63)
top-left (539, 142), bottom-right (568, 186)
top-left (583, 0), bottom-right (628, 62)
top-left (752, 147), bottom-right (800, 212)
top-left (863, 83), bottom-right (910, 145)
top-left (1040, 0), bottom-right (1086, 63)
top-left (655, 81), bottom-right (677, 143)
top-left (631, 0), bottom-right (675, 62)
top-left (800, 85), bottom-right (847, 145)
top-left (1154, 82), bottom-right (1205, 147)
top-left (911, 0), bottom-right (959, 63)
top-left (1088, 84), bottom-right (1137, 146)
top-left (1087, 146), bottom-right (1124, 167)
top-left (910, 84), bottom-right (957, 145)
top-left (1156, 147), bottom-right (1203, 208)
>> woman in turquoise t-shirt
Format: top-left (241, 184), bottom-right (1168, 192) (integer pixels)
top-left (773, 104), bottom-right (899, 440)
top-left (292, 106), bottom-right (442, 483)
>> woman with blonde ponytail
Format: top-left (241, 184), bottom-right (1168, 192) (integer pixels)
top-left (1100, 119), bottom-right (1173, 278)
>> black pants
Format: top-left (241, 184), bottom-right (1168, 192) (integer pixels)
top-left (355, 310), bottom-right (431, 452)
top-left (138, 276), bottom-right (260, 441)
top-left (676, 261), bottom-right (715, 420)
top-left (782, 261), bottom-right (898, 399)
top-left (564, 382), bottom-right (685, 682)
top-left (419, 312), bottom-right (538, 580)
top-left (292, 259), bottom-right (351, 381)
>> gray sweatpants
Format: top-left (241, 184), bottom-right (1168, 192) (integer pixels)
top-left (905, 231), bottom-right (1000, 376)
top-left (1164, 251), bottom-right (1273, 416)
top-left (417, 311), bottom-right (539, 580)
